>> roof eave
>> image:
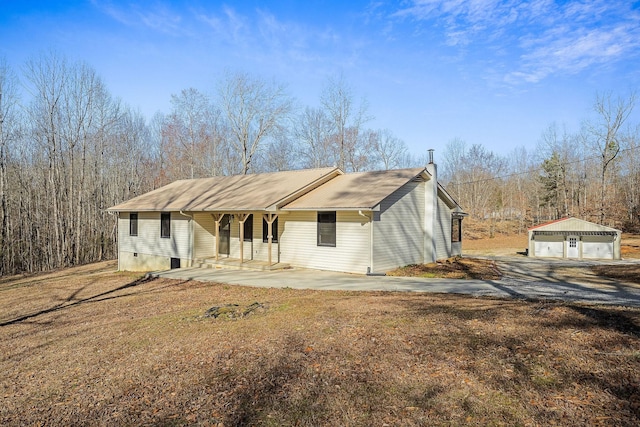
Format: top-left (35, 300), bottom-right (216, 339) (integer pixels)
top-left (282, 206), bottom-right (380, 212)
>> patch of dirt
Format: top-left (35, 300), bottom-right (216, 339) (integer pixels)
top-left (204, 302), bottom-right (267, 319)
top-left (387, 257), bottom-right (502, 280)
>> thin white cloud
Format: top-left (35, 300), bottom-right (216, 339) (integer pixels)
top-left (92, 1), bottom-right (184, 35)
top-left (196, 6), bottom-right (251, 47)
top-left (391, 0), bottom-right (640, 85)
top-left (138, 8), bottom-right (182, 33)
top-left (507, 24), bottom-right (639, 84)
top-left (91, 0), bottom-right (135, 26)
top-left (195, 5), bottom-right (364, 71)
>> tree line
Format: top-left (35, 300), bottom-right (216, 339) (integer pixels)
top-left (441, 92), bottom-right (639, 237)
top-left (0, 52), bottom-right (417, 275)
top-left (0, 52), bottom-right (638, 275)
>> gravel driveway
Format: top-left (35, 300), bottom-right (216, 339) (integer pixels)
top-left (489, 256), bottom-right (640, 306)
top-left (152, 256), bottom-right (640, 307)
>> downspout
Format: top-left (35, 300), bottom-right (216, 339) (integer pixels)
top-left (179, 211), bottom-right (194, 266)
top-left (360, 210), bottom-right (381, 276)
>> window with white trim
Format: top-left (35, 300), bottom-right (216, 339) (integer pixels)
top-left (317, 211), bottom-right (336, 247)
top-left (161, 212), bottom-right (171, 238)
top-left (129, 212), bottom-right (138, 236)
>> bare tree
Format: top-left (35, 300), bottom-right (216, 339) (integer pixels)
top-left (18, 52), bottom-right (152, 270)
top-left (294, 107), bottom-right (335, 168)
top-left (164, 88), bottom-right (209, 179)
top-left (504, 146), bottom-right (537, 231)
top-left (537, 123), bottom-right (575, 218)
top-left (320, 74), bottom-right (371, 171)
top-left (370, 128), bottom-right (409, 170)
top-left (218, 71), bottom-right (293, 174)
top-left (161, 88), bottom-right (229, 179)
top-left (255, 131), bottom-right (299, 172)
top-left (441, 137), bottom-right (467, 184)
top-left (585, 91), bottom-right (636, 223)
top-left (442, 139), bottom-right (506, 227)
top-left (0, 58), bottom-right (20, 274)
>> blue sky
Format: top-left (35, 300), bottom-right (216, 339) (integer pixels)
top-left (2, 0), bottom-right (640, 158)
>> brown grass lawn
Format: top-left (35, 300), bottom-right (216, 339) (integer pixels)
top-left (622, 234), bottom-right (640, 259)
top-left (2, 262), bottom-right (640, 426)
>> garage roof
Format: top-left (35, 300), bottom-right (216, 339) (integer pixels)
top-left (528, 217), bottom-right (621, 233)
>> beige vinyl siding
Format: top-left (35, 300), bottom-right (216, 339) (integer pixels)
top-left (193, 213), bottom-right (216, 259)
top-left (228, 214), bottom-right (280, 262)
top-left (280, 211), bottom-right (370, 274)
top-left (228, 215), bottom-right (255, 261)
top-left (372, 181), bottom-right (424, 273)
top-left (193, 212), bottom-right (280, 262)
top-left (118, 212), bottom-right (191, 270)
top-left (119, 212), bottom-right (190, 258)
top-left (434, 196), bottom-right (453, 260)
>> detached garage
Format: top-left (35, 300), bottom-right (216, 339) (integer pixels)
top-left (528, 217), bottom-right (621, 260)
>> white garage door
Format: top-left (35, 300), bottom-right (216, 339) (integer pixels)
top-left (582, 242), bottom-right (614, 259)
top-left (535, 240), bottom-right (564, 257)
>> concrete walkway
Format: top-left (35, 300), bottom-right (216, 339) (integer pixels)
top-left (150, 259), bottom-right (640, 307)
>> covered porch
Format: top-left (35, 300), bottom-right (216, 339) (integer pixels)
top-left (192, 211), bottom-right (282, 266)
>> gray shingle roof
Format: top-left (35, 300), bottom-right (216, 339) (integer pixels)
top-left (107, 166), bottom-right (463, 213)
top-left (282, 167), bottom-right (427, 210)
top-left (107, 167), bottom-right (339, 212)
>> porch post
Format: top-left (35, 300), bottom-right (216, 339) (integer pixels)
top-left (263, 213), bottom-right (278, 266)
top-left (237, 213), bottom-right (249, 264)
top-left (211, 213), bottom-right (223, 261)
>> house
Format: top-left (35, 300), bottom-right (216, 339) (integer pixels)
top-left (528, 217), bottom-right (621, 260)
top-left (107, 162), bottom-right (465, 274)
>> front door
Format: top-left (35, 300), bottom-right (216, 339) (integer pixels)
top-left (567, 236), bottom-right (579, 258)
top-left (219, 214), bottom-right (231, 256)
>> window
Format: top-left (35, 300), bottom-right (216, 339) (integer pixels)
top-left (243, 214), bottom-right (253, 242)
top-left (161, 212), bottom-right (171, 238)
top-left (262, 217), bottom-right (278, 243)
top-left (569, 237), bottom-right (577, 248)
top-left (452, 217), bottom-right (462, 243)
top-left (129, 212), bottom-right (138, 236)
top-left (317, 211), bottom-right (336, 247)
